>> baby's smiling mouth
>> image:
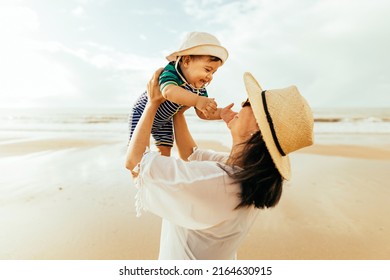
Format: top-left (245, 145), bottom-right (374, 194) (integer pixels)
top-left (190, 79), bottom-right (207, 88)
top-left (199, 79), bottom-right (207, 87)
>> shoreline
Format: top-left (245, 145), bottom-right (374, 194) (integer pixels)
top-left (1, 136), bottom-right (390, 160)
top-left (0, 136), bottom-right (390, 160)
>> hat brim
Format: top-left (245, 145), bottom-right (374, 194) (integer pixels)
top-left (243, 72), bottom-right (291, 180)
top-left (166, 45), bottom-right (228, 64)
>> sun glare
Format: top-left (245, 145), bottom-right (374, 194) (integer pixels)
top-left (0, 5), bottom-right (79, 107)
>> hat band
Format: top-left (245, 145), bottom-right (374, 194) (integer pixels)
top-left (261, 90), bottom-right (286, 156)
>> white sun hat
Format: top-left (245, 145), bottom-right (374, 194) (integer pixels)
top-left (166, 31), bottom-right (229, 64)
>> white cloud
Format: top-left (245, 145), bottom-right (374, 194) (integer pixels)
top-left (1, 0), bottom-right (388, 108)
top-left (71, 6), bottom-right (85, 17)
top-left (0, 37), bottom-right (166, 106)
top-left (129, 8), bottom-right (166, 16)
top-left (0, 6), bottom-right (39, 36)
top-left (0, 6), bottom-right (74, 107)
top-left (181, 0), bottom-right (390, 108)
top-left (0, 43), bottom-right (80, 107)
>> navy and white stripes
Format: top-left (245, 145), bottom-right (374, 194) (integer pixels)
top-left (128, 91), bottom-right (183, 147)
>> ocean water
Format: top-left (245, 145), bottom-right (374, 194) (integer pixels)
top-left (0, 107), bottom-right (389, 146)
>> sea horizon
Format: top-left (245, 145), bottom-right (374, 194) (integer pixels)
top-left (0, 106), bottom-right (389, 148)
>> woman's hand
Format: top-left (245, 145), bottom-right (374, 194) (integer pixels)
top-left (146, 68), bottom-right (165, 106)
top-left (220, 103), bottom-right (237, 124)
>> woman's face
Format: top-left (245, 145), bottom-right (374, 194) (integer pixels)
top-left (181, 56), bottom-right (222, 88)
top-left (227, 99), bottom-right (259, 140)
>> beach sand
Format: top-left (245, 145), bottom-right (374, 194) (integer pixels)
top-left (0, 135), bottom-right (389, 260)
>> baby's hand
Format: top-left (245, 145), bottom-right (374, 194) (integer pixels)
top-left (220, 103), bottom-right (237, 124)
top-left (195, 96), bottom-right (217, 119)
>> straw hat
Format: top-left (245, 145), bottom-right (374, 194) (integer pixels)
top-left (243, 72), bottom-right (314, 180)
top-left (166, 32), bottom-right (229, 64)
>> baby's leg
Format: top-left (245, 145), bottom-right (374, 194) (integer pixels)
top-left (152, 119), bottom-right (174, 156)
top-left (157, 145), bottom-right (172, 156)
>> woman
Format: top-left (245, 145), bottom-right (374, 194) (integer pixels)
top-left (125, 69), bottom-right (314, 260)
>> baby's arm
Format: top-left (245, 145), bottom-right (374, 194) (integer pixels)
top-left (195, 103), bottom-right (236, 121)
top-left (162, 84), bottom-right (217, 119)
top-left (195, 107), bottom-right (222, 120)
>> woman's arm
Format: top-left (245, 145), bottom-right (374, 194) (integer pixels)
top-left (173, 108), bottom-right (197, 161)
top-left (125, 68), bottom-right (164, 175)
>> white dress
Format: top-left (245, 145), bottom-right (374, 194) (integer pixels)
top-left (133, 148), bottom-right (259, 260)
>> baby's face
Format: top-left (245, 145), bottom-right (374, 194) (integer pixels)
top-left (182, 56), bottom-right (222, 88)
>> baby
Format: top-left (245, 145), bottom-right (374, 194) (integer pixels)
top-left (128, 32), bottom-right (229, 156)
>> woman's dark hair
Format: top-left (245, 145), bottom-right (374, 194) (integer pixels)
top-left (221, 132), bottom-right (283, 209)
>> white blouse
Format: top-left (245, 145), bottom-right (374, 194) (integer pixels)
top-left (133, 148), bottom-right (259, 260)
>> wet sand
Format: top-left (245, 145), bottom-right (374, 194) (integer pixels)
top-left (0, 136), bottom-right (389, 259)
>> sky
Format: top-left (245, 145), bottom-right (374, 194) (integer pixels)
top-left (0, 0), bottom-right (389, 108)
